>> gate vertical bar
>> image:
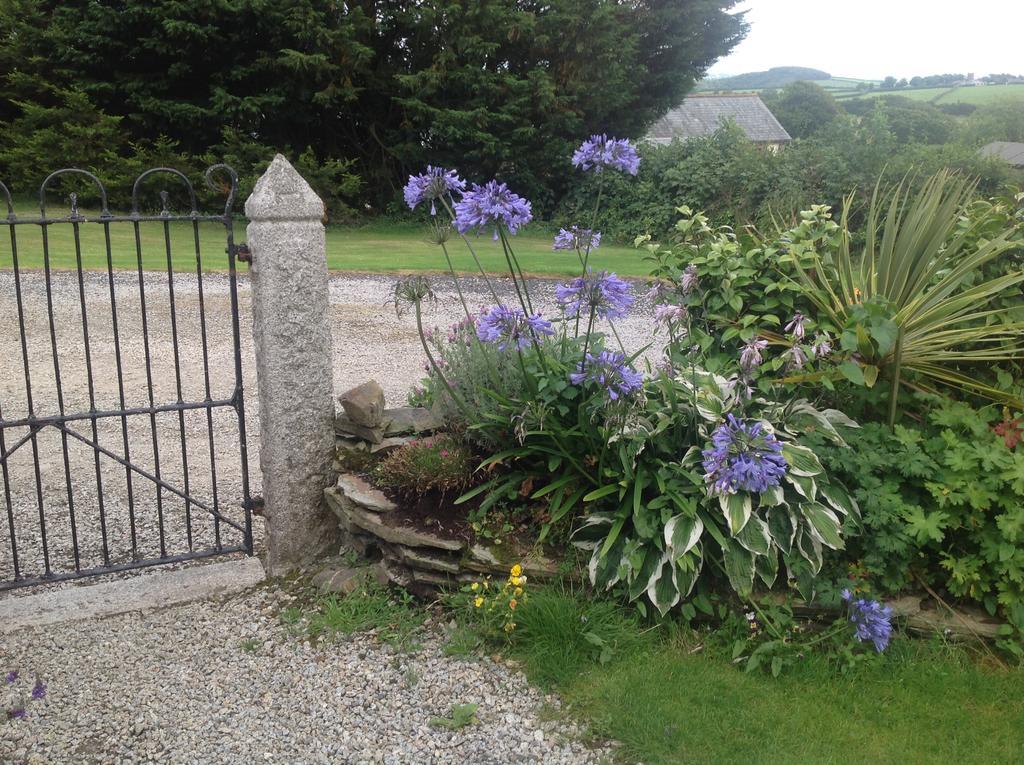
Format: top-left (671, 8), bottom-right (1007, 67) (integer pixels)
top-left (38, 192), bottom-right (80, 572)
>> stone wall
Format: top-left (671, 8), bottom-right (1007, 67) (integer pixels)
top-left (324, 472), bottom-right (558, 596)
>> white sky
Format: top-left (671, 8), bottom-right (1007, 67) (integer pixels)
top-left (708, 1), bottom-right (1024, 81)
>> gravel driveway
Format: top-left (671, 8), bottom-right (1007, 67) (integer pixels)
top-left (1, 268), bottom-right (654, 590)
top-left (0, 584), bottom-right (614, 765)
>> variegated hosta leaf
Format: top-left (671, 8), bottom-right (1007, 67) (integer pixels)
top-left (767, 506), bottom-right (797, 555)
top-left (571, 514), bottom-right (614, 551)
top-left (819, 481), bottom-right (859, 519)
top-left (795, 527), bottom-right (823, 574)
top-left (674, 548), bottom-right (703, 601)
top-left (781, 442), bottom-right (824, 477)
top-left (759, 484), bottom-right (786, 507)
top-left (719, 492), bottom-right (752, 535)
top-left (588, 533), bottom-right (626, 591)
top-left (664, 514), bottom-right (704, 559)
top-left (786, 472), bottom-right (817, 501)
top-left (800, 502), bottom-right (845, 550)
top-left (734, 515), bottom-right (771, 556)
top-left (755, 548), bottom-right (779, 588)
top-left (724, 541), bottom-right (755, 597)
top-left (680, 445), bottom-right (702, 468)
top-left (627, 545), bottom-right (661, 602)
top-left (785, 401), bottom-right (859, 447)
top-left (646, 552), bottom-right (681, 617)
top-left (617, 538), bottom-right (647, 586)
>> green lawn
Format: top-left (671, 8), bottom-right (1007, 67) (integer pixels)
top-left (501, 589), bottom-right (1024, 765)
top-left (0, 208), bottom-right (648, 277)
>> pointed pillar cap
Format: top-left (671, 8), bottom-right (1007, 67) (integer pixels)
top-left (245, 154), bottom-right (325, 221)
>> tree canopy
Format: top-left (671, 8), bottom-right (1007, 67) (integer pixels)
top-left (0, 0), bottom-right (748, 213)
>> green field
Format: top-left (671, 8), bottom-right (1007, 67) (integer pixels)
top-left (835, 83), bottom-right (1024, 105)
top-left (0, 211), bottom-right (648, 278)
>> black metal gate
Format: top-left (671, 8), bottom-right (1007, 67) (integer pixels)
top-left (0, 166), bottom-right (254, 590)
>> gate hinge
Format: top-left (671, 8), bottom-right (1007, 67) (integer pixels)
top-left (245, 495), bottom-right (265, 516)
top-left (234, 243), bottom-right (252, 263)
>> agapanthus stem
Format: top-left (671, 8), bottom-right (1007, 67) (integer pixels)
top-left (439, 241), bottom-right (472, 321)
top-left (438, 195), bottom-right (501, 302)
top-left (415, 301), bottom-right (472, 420)
top-left (497, 226), bottom-right (534, 315)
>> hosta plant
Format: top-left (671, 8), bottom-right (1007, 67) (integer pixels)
top-left (572, 369), bottom-right (860, 616)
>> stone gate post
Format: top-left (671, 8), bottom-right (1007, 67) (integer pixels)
top-left (245, 154), bottom-right (338, 573)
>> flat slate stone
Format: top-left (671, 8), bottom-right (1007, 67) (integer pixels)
top-left (383, 407), bottom-right (442, 436)
top-left (336, 473), bottom-right (397, 513)
top-left (387, 544), bottom-right (461, 574)
top-left (370, 435), bottom-right (418, 454)
top-left (328, 497), bottom-right (464, 552)
top-left (335, 414), bottom-right (388, 444)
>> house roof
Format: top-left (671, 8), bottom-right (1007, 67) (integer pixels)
top-left (980, 141), bottom-right (1024, 168)
top-left (645, 94), bottom-right (792, 145)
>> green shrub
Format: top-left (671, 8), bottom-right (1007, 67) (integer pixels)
top-left (808, 397), bottom-right (1024, 622)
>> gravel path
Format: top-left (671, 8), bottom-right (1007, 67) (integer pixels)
top-left (1, 269), bottom-right (654, 590)
top-left (0, 585), bottom-right (615, 765)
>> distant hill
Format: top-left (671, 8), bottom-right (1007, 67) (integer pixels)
top-left (696, 66), bottom-right (831, 92)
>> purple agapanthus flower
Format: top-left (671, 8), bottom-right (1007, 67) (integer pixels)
top-left (475, 304), bottom-right (553, 351)
top-left (556, 270), bottom-right (634, 320)
top-left (4, 671), bottom-right (17, 685)
top-left (403, 166), bottom-right (466, 215)
top-left (7, 707), bottom-right (26, 720)
top-left (31, 678), bottom-right (46, 700)
top-left (453, 180), bottom-right (532, 239)
top-left (680, 265), bottom-right (699, 295)
top-left (701, 414), bottom-right (788, 494)
top-left (841, 590), bottom-right (894, 652)
top-left (654, 303), bottom-right (687, 330)
top-left (553, 226), bottom-right (601, 252)
top-left (570, 351), bottom-right (643, 401)
top-left (739, 339), bottom-right (768, 373)
top-left (785, 313), bottom-right (807, 340)
top-left (572, 135), bottom-right (641, 175)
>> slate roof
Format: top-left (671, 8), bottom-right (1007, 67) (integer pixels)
top-left (645, 94), bottom-right (792, 145)
top-left (980, 141), bottom-right (1024, 167)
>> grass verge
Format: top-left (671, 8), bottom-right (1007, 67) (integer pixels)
top-left (468, 587), bottom-right (1024, 765)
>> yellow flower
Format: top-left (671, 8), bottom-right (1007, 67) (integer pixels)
top-left (504, 622), bottom-right (517, 632)
top-left (474, 596), bottom-right (484, 608)
top-left (510, 576), bottom-right (521, 586)
top-left (510, 564), bottom-right (523, 578)
top-left (470, 582), bottom-right (480, 591)
top-left (514, 587), bottom-right (523, 596)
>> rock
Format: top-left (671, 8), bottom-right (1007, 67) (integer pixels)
top-left (336, 437), bottom-right (369, 454)
top-left (386, 544), bottom-right (461, 574)
top-left (335, 414), bottom-right (387, 445)
top-left (370, 436), bottom-right (419, 454)
top-left (468, 544), bottom-right (501, 567)
top-left (383, 407), bottom-right (442, 437)
top-left (339, 380), bottom-right (386, 428)
top-left (326, 492), bottom-right (463, 552)
top-left (311, 565), bottom-right (371, 596)
top-left (336, 473), bottom-right (397, 513)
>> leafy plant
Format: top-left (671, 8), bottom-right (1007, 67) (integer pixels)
top-left (786, 170), bottom-right (1024, 417)
top-left (307, 583), bottom-right (423, 652)
top-left (373, 434), bottom-right (475, 498)
top-left (808, 397), bottom-right (1024, 621)
top-left (429, 703), bottom-right (479, 730)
